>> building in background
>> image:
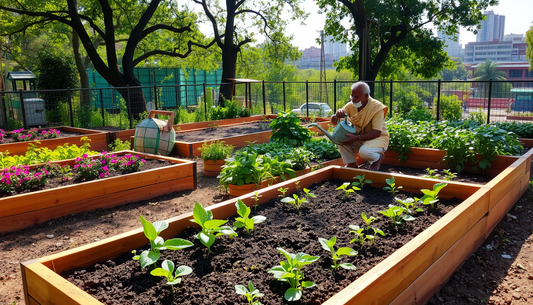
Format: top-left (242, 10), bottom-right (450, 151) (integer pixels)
top-left (464, 35), bottom-right (527, 63)
top-left (437, 30), bottom-right (463, 58)
top-left (293, 34), bottom-right (347, 70)
top-left (476, 10), bottom-right (505, 42)
top-left (323, 34), bottom-right (348, 61)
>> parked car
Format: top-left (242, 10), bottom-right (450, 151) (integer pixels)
top-left (291, 103), bottom-right (333, 117)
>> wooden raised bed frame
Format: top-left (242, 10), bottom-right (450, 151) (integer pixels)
top-left (20, 148), bottom-right (532, 305)
top-left (0, 151), bottom-right (197, 234)
top-left (0, 126), bottom-right (109, 156)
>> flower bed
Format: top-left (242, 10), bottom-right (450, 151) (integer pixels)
top-left (0, 126), bottom-right (108, 156)
top-left (20, 150), bottom-right (530, 304)
top-left (0, 151), bottom-right (196, 234)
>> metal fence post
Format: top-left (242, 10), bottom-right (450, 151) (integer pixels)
top-left (203, 83), bottom-right (207, 121)
top-left (305, 80), bottom-right (309, 117)
top-left (436, 79), bottom-right (442, 121)
top-left (154, 83), bottom-right (159, 110)
top-left (67, 87), bottom-right (74, 127)
top-left (333, 80), bottom-right (337, 113)
top-left (19, 89), bottom-right (28, 129)
top-left (100, 88), bottom-right (105, 126)
top-left (389, 80), bottom-right (393, 118)
top-left (282, 81), bottom-right (286, 112)
top-left (487, 79), bottom-right (493, 124)
top-left (262, 80), bottom-right (266, 115)
top-left (126, 85), bottom-right (133, 129)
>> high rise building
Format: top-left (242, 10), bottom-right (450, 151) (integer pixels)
top-left (476, 10), bottom-right (505, 42)
top-left (323, 34), bottom-right (347, 60)
top-left (437, 30), bottom-right (463, 57)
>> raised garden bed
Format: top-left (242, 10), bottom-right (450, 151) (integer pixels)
top-left (0, 126), bottom-right (108, 156)
top-left (0, 151), bottom-right (196, 234)
top-left (20, 148), bottom-right (531, 304)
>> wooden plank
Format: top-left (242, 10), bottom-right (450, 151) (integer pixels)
top-left (390, 215), bottom-right (488, 305)
top-left (322, 187), bottom-right (490, 305)
top-left (485, 158), bottom-right (527, 209)
top-left (519, 138), bottom-right (533, 148)
top-left (0, 176), bottom-right (194, 234)
top-left (24, 262), bottom-right (103, 305)
top-left (28, 295), bottom-right (41, 305)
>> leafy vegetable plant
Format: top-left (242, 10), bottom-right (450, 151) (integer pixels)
top-left (419, 182), bottom-right (448, 209)
top-left (150, 259), bottom-right (192, 293)
top-left (379, 205), bottom-right (415, 226)
top-left (336, 182), bottom-right (361, 198)
top-left (394, 197), bottom-right (423, 215)
top-left (233, 199), bottom-right (266, 234)
top-left (278, 187), bottom-right (289, 198)
top-left (133, 216), bottom-right (193, 268)
top-left (423, 168), bottom-right (440, 179)
top-left (383, 177), bottom-right (402, 194)
top-left (251, 191), bottom-right (262, 211)
top-left (442, 169), bottom-right (457, 181)
top-left (268, 247), bottom-right (320, 302)
top-left (318, 236), bottom-right (357, 270)
top-left (235, 281), bottom-right (264, 305)
top-left (281, 193), bottom-right (308, 211)
top-left (352, 175), bottom-right (372, 189)
top-left (189, 202), bottom-right (237, 252)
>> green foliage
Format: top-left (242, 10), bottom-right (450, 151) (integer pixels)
top-left (269, 111), bottom-right (312, 147)
top-left (471, 125), bottom-right (523, 171)
top-left (336, 182), bottom-right (360, 198)
top-left (352, 175), bottom-right (372, 189)
top-left (394, 89), bottom-right (425, 115)
top-left (383, 177), bottom-right (403, 194)
top-left (394, 197), bottom-right (423, 215)
top-left (233, 199), bottom-right (266, 234)
top-left (189, 202), bottom-right (237, 252)
top-left (468, 108), bottom-right (487, 125)
top-left (527, 26), bottom-right (533, 68)
top-left (318, 236), bottom-right (357, 270)
top-left (379, 205), bottom-right (416, 226)
top-left (198, 141), bottom-right (234, 162)
top-left (235, 281), bottom-right (264, 305)
top-left (442, 169), bottom-right (457, 181)
top-left (433, 95), bottom-right (463, 121)
top-left (419, 183), bottom-right (448, 209)
top-left (492, 121), bottom-right (533, 138)
top-left (423, 168), bottom-right (440, 179)
top-left (150, 260), bottom-right (192, 294)
top-left (434, 127), bottom-right (476, 174)
top-left (278, 187), bottom-right (289, 198)
top-left (108, 139), bottom-right (131, 152)
top-left (209, 99), bottom-right (251, 120)
top-left (401, 106), bottom-right (434, 122)
top-left (132, 216), bottom-right (193, 268)
top-left (281, 193), bottom-right (308, 210)
top-left (303, 138), bottom-right (340, 160)
top-left (268, 247), bottom-right (320, 302)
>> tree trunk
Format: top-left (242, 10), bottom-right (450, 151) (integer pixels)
top-left (218, 46), bottom-right (239, 107)
top-left (72, 30), bottom-right (91, 109)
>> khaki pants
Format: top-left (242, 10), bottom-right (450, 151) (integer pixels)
top-left (337, 138), bottom-right (386, 165)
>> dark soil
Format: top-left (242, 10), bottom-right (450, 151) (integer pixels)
top-left (176, 121), bottom-right (272, 142)
top-left (64, 179), bottom-right (462, 305)
top-left (0, 128), bottom-right (84, 144)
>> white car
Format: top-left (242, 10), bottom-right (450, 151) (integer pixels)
top-left (291, 103), bottom-right (333, 117)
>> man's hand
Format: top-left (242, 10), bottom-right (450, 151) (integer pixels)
top-left (341, 133), bottom-right (358, 146)
top-left (331, 109), bottom-right (346, 125)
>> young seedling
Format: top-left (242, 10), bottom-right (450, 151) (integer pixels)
top-left (280, 194), bottom-right (308, 211)
top-left (132, 216), bottom-right (193, 268)
top-left (278, 187), bottom-right (289, 198)
top-left (336, 182), bottom-right (360, 198)
top-left (233, 199), bottom-right (266, 234)
top-left (423, 168), bottom-right (440, 179)
top-left (189, 202), bottom-right (237, 252)
top-left (361, 212), bottom-right (376, 229)
top-left (150, 259), bottom-right (192, 294)
top-left (419, 183), bottom-right (448, 209)
top-left (295, 180), bottom-right (301, 192)
top-left (348, 225), bottom-right (366, 245)
top-left (379, 205), bottom-right (415, 226)
top-left (352, 175), bottom-right (372, 189)
top-left (383, 177), bottom-right (403, 194)
top-left (302, 188), bottom-right (316, 201)
top-left (235, 281), bottom-right (264, 305)
top-left (318, 236), bottom-right (357, 270)
top-left (442, 169), bottom-right (457, 181)
top-left (365, 227), bottom-right (385, 246)
top-left (394, 197), bottom-right (423, 215)
top-left (251, 191), bottom-right (262, 211)
top-left (268, 247), bottom-right (320, 302)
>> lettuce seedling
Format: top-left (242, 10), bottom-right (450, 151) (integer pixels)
top-left (251, 191), bottom-right (262, 211)
top-left (423, 168), bottom-right (440, 179)
top-left (383, 177), bottom-right (402, 194)
top-left (235, 281), bottom-right (264, 305)
top-left (268, 247), bottom-right (320, 301)
top-left (133, 216), bottom-right (193, 268)
top-left (281, 194), bottom-right (308, 210)
top-left (278, 187), bottom-right (289, 198)
top-left (379, 205), bottom-right (415, 226)
top-left (318, 236), bottom-right (357, 270)
top-left (336, 182), bottom-right (360, 198)
top-left (353, 175), bottom-right (372, 189)
top-left (190, 202), bottom-right (237, 252)
top-left (365, 227), bottom-right (385, 246)
top-left (233, 199), bottom-right (266, 234)
top-left (348, 225), bottom-right (366, 245)
top-left (419, 183), bottom-right (448, 209)
top-left (394, 197), bottom-right (423, 215)
top-left (361, 212), bottom-right (376, 229)
top-left (442, 169), bottom-right (457, 181)
top-left (150, 259), bottom-right (192, 293)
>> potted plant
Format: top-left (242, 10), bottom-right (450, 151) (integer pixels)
top-left (198, 141), bottom-right (235, 176)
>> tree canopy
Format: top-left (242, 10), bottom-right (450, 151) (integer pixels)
top-left (527, 26), bottom-right (533, 71)
top-left (316, 0), bottom-right (497, 90)
top-left (472, 59), bottom-right (506, 81)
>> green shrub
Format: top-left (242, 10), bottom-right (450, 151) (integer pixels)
top-left (433, 95), bottom-right (463, 121)
top-left (198, 141), bottom-right (234, 161)
top-left (269, 111), bottom-right (311, 146)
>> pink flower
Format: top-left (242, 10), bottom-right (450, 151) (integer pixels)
top-left (82, 154), bottom-right (88, 158)
top-left (99, 173), bottom-right (105, 178)
top-left (102, 166), bottom-right (108, 171)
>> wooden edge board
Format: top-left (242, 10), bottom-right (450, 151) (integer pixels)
top-left (485, 157), bottom-right (527, 209)
top-left (61, 126), bottom-right (107, 134)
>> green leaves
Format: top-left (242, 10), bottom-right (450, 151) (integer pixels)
top-left (419, 183), bottom-right (448, 209)
top-left (190, 202), bottom-right (237, 252)
top-left (318, 236), bottom-right (357, 270)
top-left (235, 281), bottom-right (264, 305)
top-left (269, 111), bottom-right (312, 147)
top-left (379, 205), bottom-right (416, 226)
top-left (150, 260), bottom-right (192, 293)
top-left (383, 177), bottom-right (403, 194)
top-left (233, 199), bottom-right (267, 234)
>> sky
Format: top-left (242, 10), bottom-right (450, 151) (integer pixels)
top-left (285, 0), bottom-right (533, 50)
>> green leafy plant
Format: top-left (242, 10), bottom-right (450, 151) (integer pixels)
top-left (365, 227), bottom-right (385, 246)
top-left (132, 216), bottom-right (193, 268)
top-left (318, 236), bottom-right (357, 270)
top-left (235, 281), bottom-right (264, 305)
top-left (423, 168), bottom-right (440, 179)
top-left (442, 169), bottom-right (457, 181)
top-left (198, 141), bottom-right (234, 162)
top-left (251, 191), bottom-right (262, 211)
top-left (150, 259), bottom-right (192, 293)
top-left (419, 183), bottom-right (448, 209)
top-left (394, 197), bottom-right (423, 215)
top-left (281, 193), bottom-right (308, 211)
top-left (352, 175), bottom-right (372, 189)
top-left (383, 177), bottom-right (402, 194)
top-left (348, 225), bottom-right (366, 245)
top-left (268, 247), bottom-right (320, 302)
top-left (336, 182), bottom-right (360, 198)
top-left (189, 202), bottom-right (237, 252)
top-left (302, 188), bottom-right (316, 201)
top-left (379, 205), bottom-right (415, 226)
top-left (108, 139), bottom-right (131, 152)
top-left (269, 111), bottom-right (312, 146)
top-left (349, 213), bottom-right (385, 246)
top-left (233, 199), bottom-right (266, 234)
top-left (278, 187), bottom-right (289, 198)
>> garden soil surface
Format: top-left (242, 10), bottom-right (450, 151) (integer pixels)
top-left (0, 158), bottom-right (532, 305)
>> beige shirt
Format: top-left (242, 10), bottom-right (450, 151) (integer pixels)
top-left (343, 97), bottom-right (389, 149)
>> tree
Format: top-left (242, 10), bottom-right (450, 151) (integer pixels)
top-left (0, 0), bottom-right (217, 118)
top-left (440, 57), bottom-right (470, 81)
top-left (34, 50), bottom-right (78, 108)
top-left (526, 26), bottom-right (533, 71)
top-left (316, 0), bottom-right (497, 92)
top-left (472, 59), bottom-right (509, 99)
top-left (192, 0), bottom-right (306, 104)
